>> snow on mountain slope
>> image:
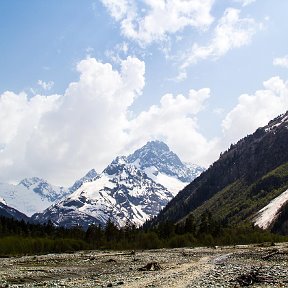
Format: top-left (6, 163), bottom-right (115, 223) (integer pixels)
top-left (0, 183), bottom-right (50, 216)
top-left (127, 140), bottom-right (205, 195)
top-left (0, 178), bottom-right (69, 216)
top-left (143, 166), bottom-right (185, 196)
top-left (31, 140), bottom-right (205, 228)
top-left (253, 189), bottom-right (288, 229)
top-left (264, 112), bottom-right (288, 133)
top-left (69, 169), bottom-right (98, 193)
top-left (32, 157), bottom-right (173, 228)
top-left (0, 196), bottom-right (6, 205)
top-left (19, 177), bottom-right (69, 201)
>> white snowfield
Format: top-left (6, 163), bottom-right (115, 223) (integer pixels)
top-left (0, 179), bottom-right (68, 216)
top-left (253, 188), bottom-right (288, 229)
top-left (0, 183), bottom-right (53, 216)
top-left (144, 166), bottom-right (188, 196)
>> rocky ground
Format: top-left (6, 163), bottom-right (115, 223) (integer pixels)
top-left (0, 242), bottom-right (287, 287)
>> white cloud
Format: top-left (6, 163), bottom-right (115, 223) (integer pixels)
top-left (0, 56), bottom-right (218, 184)
top-left (127, 88), bottom-right (219, 167)
top-left (101, 0), bottom-right (129, 21)
top-left (37, 80), bottom-right (54, 91)
top-left (273, 55), bottom-right (288, 68)
top-left (181, 8), bottom-right (259, 69)
top-left (0, 57), bottom-right (145, 185)
top-left (3, 56), bottom-right (287, 187)
top-left (101, 0), bottom-right (214, 45)
top-left (0, 91), bottom-right (61, 181)
top-left (222, 76), bottom-right (288, 146)
top-left (105, 42), bottom-right (130, 64)
top-left (233, 0), bottom-right (256, 6)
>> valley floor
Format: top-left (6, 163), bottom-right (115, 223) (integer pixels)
top-left (0, 243), bottom-right (288, 287)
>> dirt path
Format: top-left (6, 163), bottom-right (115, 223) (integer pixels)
top-left (123, 256), bottom-right (213, 288)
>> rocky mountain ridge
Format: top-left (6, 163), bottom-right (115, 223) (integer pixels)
top-left (0, 201), bottom-right (29, 222)
top-left (149, 111), bottom-right (288, 234)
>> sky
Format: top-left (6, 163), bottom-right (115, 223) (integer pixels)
top-left (0, 0), bottom-right (288, 186)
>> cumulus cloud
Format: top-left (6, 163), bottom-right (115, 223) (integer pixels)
top-left (181, 8), bottom-right (259, 69)
top-left (127, 88), bottom-right (219, 167)
top-left (273, 55), bottom-right (288, 68)
top-left (0, 57), bottom-right (145, 185)
top-left (0, 68), bottom-right (221, 185)
top-left (222, 76), bottom-right (288, 146)
top-left (2, 55), bottom-right (287, 187)
top-left (0, 91), bottom-right (61, 180)
top-left (101, 0), bottom-right (214, 45)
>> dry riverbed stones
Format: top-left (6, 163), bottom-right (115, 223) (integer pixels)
top-left (0, 243), bottom-right (287, 287)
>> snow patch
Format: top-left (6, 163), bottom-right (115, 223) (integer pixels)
top-left (144, 167), bottom-right (187, 196)
top-left (253, 189), bottom-right (288, 229)
top-left (0, 196), bottom-right (7, 205)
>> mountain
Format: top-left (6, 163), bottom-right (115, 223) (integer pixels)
top-left (19, 177), bottom-right (69, 201)
top-left (0, 201), bottom-right (29, 222)
top-left (32, 141), bottom-right (204, 228)
top-left (127, 140), bottom-right (205, 195)
top-left (0, 178), bottom-right (69, 216)
top-left (32, 156), bottom-right (173, 229)
top-left (149, 111), bottom-right (288, 235)
top-left (69, 169), bottom-right (98, 193)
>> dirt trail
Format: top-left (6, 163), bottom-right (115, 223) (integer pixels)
top-left (123, 256), bottom-right (213, 288)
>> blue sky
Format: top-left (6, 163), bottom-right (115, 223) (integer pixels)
top-left (0, 0), bottom-right (288, 185)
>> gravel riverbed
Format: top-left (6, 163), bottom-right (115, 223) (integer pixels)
top-left (0, 242), bottom-right (287, 287)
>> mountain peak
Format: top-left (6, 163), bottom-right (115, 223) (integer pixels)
top-left (18, 177), bottom-right (45, 188)
top-left (84, 168), bottom-right (98, 179)
top-left (103, 156), bottom-right (128, 175)
top-left (144, 140), bottom-right (170, 152)
top-left (128, 140), bottom-right (182, 168)
top-left (69, 168), bottom-right (99, 193)
top-left (127, 140), bottom-right (204, 183)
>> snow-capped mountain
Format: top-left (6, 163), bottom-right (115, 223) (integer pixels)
top-left (32, 141), bottom-right (205, 228)
top-left (32, 156), bottom-right (173, 228)
top-left (0, 178), bottom-right (69, 217)
top-left (127, 140), bottom-right (205, 195)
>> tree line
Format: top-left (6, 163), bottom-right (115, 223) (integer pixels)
top-left (0, 213), bottom-right (287, 256)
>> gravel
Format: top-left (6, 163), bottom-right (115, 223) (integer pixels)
top-left (0, 243), bottom-right (287, 287)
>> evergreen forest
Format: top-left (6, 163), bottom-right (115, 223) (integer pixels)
top-left (0, 215), bottom-right (287, 256)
